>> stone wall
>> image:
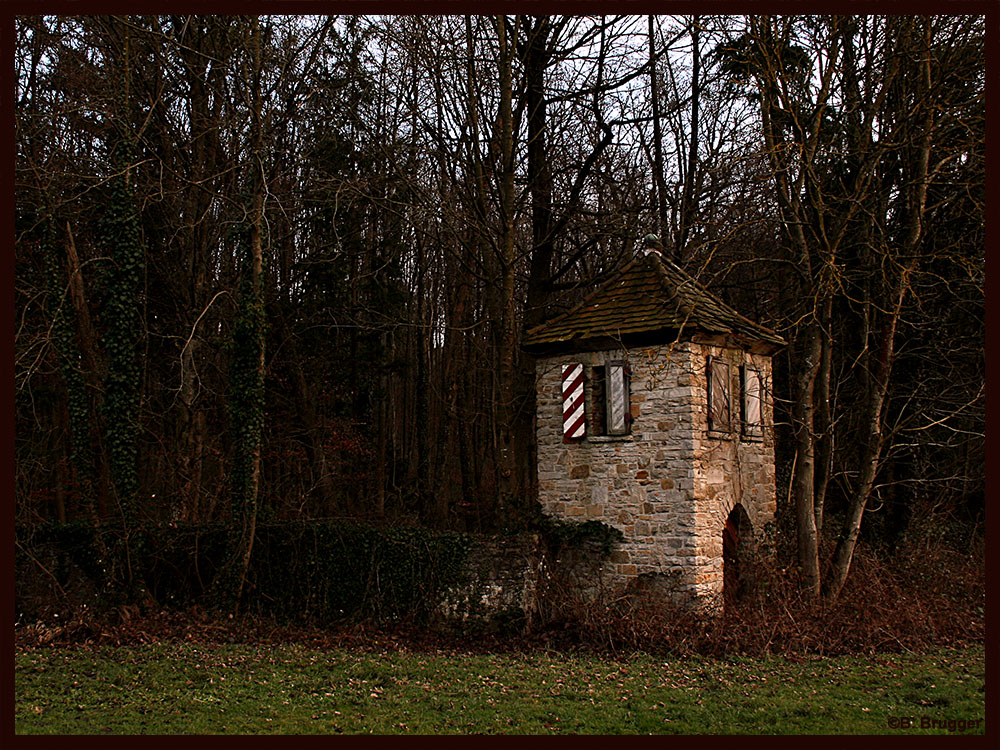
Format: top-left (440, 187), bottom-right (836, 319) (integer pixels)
top-left (688, 344), bottom-right (777, 599)
top-left (437, 533), bottom-right (542, 629)
top-left (435, 531), bottom-right (623, 630)
top-left (535, 341), bottom-right (776, 604)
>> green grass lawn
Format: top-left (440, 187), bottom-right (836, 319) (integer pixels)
top-left (14, 642), bottom-right (985, 735)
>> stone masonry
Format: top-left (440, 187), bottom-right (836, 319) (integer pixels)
top-left (535, 340), bottom-right (777, 604)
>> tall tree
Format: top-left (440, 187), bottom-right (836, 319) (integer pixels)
top-left (724, 14), bottom-right (984, 599)
top-left (220, 15), bottom-right (267, 608)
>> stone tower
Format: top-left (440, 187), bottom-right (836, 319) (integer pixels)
top-left (523, 245), bottom-right (786, 605)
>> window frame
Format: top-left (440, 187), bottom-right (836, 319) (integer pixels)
top-left (707, 356), bottom-right (733, 436)
top-left (604, 359), bottom-right (631, 437)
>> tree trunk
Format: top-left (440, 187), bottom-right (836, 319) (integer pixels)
top-left (822, 17), bottom-right (933, 599)
top-left (226, 16), bottom-right (266, 608)
top-left (791, 321), bottom-right (823, 599)
top-left (63, 222), bottom-right (111, 519)
top-left (175, 19), bottom-right (222, 524)
top-left (813, 295), bottom-right (834, 534)
top-left (275, 307), bottom-right (340, 515)
top-left (495, 14), bottom-right (519, 510)
top-left (523, 15), bottom-right (555, 333)
top-left (101, 18), bottom-right (148, 597)
top-left (822, 305), bottom-right (898, 598)
top-left (647, 16), bottom-right (669, 243)
top-left (676, 15), bottom-right (700, 260)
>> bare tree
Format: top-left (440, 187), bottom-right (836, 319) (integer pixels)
top-left (726, 14), bottom-right (984, 599)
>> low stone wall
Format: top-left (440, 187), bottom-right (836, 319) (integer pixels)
top-left (437, 533), bottom-right (541, 629)
top-left (436, 532), bottom-right (618, 629)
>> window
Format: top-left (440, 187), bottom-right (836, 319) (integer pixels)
top-left (707, 356), bottom-right (732, 434)
top-left (741, 366), bottom-right (763, 441)
top-left (562, 360), bottom-right (631, 440)
top-left (587, 365), bottom-right (603, 435)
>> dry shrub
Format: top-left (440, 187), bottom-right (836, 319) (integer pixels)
top-left (535, 532), bottom-right (984, 657)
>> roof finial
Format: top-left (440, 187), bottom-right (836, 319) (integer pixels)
top-left (642, 233), bottom-right (663, 258)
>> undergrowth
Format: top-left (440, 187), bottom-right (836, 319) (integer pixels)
top-left (15, 513), bottom-right (983, 657)
top-left (544, 539), bottom-right (984, 657)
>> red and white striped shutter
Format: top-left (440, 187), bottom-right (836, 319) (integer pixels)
top-left (561, 363), bottom-right (586, 439)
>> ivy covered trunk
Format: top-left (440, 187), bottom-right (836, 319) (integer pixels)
top-left (102, 23), bottom-right (147, 598)
top-left (45, 218), bottom-right (110, 568)
top-left (218, 16), bottom-right (267, 610)
top-left (223, 239), bottom-right (266, 608)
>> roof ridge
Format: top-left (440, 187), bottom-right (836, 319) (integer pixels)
top-left (647, 251), bottom-right (785, 344)
top-left (644, 251), bottom-right (698, 329)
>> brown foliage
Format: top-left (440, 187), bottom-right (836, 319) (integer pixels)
top-left (541, 536), bottom-right (983, 657)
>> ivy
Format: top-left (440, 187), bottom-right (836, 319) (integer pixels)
top-left (215, 226), bottom-right (268, 607)
top-left (228, 228), bottom-right (267, 523)
top-left (246, 522), bottom-right (473, 623)
top-left (534, 517), bottom-right (625, 558)
top-left (101, 136), bottom-right (144, 519)
top-left (17, 521), bottom-right (474, 625)
top-left (99, 124), bottom-right (147, 598)
top-left (43, 219), bottom-right (96, 508)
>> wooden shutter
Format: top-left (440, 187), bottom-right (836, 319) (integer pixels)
top-left (741, 366), bottom-right (763, 440)
top-left (605, 361), bottom-right (629, 435)
top-left (708, 357), bottom-right (732, 434)
top-left (562, 363), bottom-right (586, 439)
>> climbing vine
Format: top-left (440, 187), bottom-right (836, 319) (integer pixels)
top-left (101, 139), bottom-right (144, 534)
top-left (535, 517), bottom-right (624, 557)
top-left (229, 234), bottom-right (267, 517)
top-left (99, 24), bottom-right (147, 595)
top-left (44, 219), bottom-right (95, 508)
top-left (215, 225), bottom-right (267, 607)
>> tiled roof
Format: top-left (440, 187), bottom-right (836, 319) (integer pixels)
top-left (522, 250), bottom-right (786, 352)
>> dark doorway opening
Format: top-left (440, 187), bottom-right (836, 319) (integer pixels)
top-left (723, 504), bottom-right (754, 612)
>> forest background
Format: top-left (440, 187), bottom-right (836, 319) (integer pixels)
top-left (14, 15), bottom-right (984, 622)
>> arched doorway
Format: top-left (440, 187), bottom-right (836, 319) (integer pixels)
top-left (723, 504), bottom-right (753, 611)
